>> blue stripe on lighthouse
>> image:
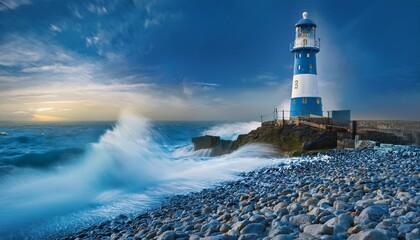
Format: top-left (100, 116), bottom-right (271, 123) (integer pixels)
top-left (290, 97), bottom-right (322, 117)
top-left (294, 49), bottom-right (317, 75)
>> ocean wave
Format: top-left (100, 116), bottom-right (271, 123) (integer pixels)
top-left (2, 148), bottom-right (85, 169)
top-left (0, 113), bottom-right (285, 239)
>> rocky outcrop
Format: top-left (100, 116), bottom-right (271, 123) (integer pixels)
top-left (235, 125), bottom-right (337, 156)
top-left (192, 135), bottom-right (235, 156)
top-left (192, 125), bottom-right (337, 157)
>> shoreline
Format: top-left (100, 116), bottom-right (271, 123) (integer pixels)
top-left (63, 147), bottom-right (419, 240)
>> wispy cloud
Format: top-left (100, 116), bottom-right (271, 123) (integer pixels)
top-left (87, 3), bottom-right (108, 15)
top-left (0, 35), bottom-right (72, 67)
top-left (49, 24), bottom-right (62, 32)
top-left (243, 73), bottom-right (282, 86)
top-left (0, 0), bottom-right (30, 11)
top-left (183, 81), bottom-right (220, 97)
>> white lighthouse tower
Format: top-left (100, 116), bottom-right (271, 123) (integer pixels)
top-left (290, 12), bottom-right (322, 117)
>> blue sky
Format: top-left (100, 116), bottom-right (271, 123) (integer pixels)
top-left (0, 0), bottom-right (419, 121)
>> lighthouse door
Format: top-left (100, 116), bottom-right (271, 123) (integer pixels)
top-left (303, 39), bottom-right (307, 46)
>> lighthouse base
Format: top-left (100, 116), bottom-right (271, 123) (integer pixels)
top-left (290, 97), bottom-right (323, 117)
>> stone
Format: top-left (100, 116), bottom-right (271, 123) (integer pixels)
top-left (347, 229), bottom-right (389, 240)
top-left (408, 196), bottom-right (420, 206)
top-left (220, 224), bottom-right (230, 233)
top-left (406, 232), bottom-right (420, 240)
top-left (157, 230), bottom-right (176, 240)
top-left (348, 225), bottom-right (362, 234)
top-left (201, 222), bottom-right (222, 236)
top-left (337, 214), bottom-right (353, 228)
top-left (303, 224), bottom-right (333, 236)
top-left (269, 226), bottom-right (294, 237)
top-left (191, 135), bottom-right (235, 156)
top-left (275, 207), bottom-right (289, 218)
top-left (358, 205), bottom-right (388, 223)
top-left (189, 235), bottom-right (201, 240)
top-left (249, 214), bottom-right (265, 223)
top-left (334, 200), bottom-right (351, 211)
top-left (272, 235), bottom-right (294, 240)
top-left (231, 220), bottom-right (249, 232)
top-left (202, 206), bottom-right (213, 214)
top-left (238, 233), bottom-right (260, 240)
top-left (289, 214), bottom-right (315, 225)
top-left (297, 232), bottom-right (321, 240)
top-left (397, 224), bottom-right (416, 234)
top-left (240, 223), bottom-right (266, 235)
top-left (287, 202), bottom-right (303, 214)
top-left (204, 235), bottom-right (235, 240)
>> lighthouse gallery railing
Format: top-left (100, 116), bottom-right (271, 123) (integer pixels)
top-left (290, 38), bottom-right (320, 50)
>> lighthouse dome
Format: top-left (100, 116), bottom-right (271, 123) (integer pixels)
top-left (295, 12), bottom-right (317, 27)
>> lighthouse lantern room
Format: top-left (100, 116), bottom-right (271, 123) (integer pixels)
top-left (289, 12), bottom-right (323, 117)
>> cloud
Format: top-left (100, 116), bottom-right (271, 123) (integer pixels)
top-left (243, 73), bottom-right (282, 86)
top-left (33, 107), bottom-right (53, 112)
top-left (182, 81), bottom-right (220, 97)
top-left (68, 5), bottom-right (83, 19)
top-left (0, 35), bottom-right (72, 67)
top-left (87, 3), bottom-right (108, 15)
top-left (49, 24), bottom-right (62, 32)
top-left (0, 0), bottom-right (30, 11)
top-left (22, 64), bottom-right (91, 74)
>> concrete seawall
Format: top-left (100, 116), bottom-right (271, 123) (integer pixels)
top-left (355, 120), bottom-right (420, 145)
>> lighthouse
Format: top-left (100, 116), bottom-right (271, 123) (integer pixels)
top-left (290, 12), bottom-right (322, 117)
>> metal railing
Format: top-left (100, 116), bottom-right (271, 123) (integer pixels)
top-left (260, 108), bottom-right (334, 123)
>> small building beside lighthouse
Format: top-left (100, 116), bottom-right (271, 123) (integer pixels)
top-left (290, 12), bottom-right (323, 117)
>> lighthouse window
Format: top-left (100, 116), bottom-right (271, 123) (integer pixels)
top-left (294, 80), bottom-right (298, 89)
top-left (307, 53), bottom-right (310, 58)
top-left (317, 98), bottom-right (320, 104)
top-left (309, 64), bottom-right (313, 69)
top-left (299, 53), bottom-right (301, 58)
top-left (302, 98), bottom-right (308, 104)
top-left (298, 65), bottom-right (301, 70)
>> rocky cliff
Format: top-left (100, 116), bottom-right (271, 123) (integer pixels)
top-left (192, 124), bottom-right (337, 157)
top-left (235, 124), bottom-right (337, 156)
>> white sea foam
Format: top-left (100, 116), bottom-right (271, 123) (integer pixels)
top-left (202, 121), bottom-right (260, 140)
top-left (0, 112), bottom-right (288, 238)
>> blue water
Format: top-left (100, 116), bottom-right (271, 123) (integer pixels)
top-left (0, 113), bottom-right (280, 239)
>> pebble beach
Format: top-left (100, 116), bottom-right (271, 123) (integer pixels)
top-left (66, 147), bottom-right (420, 240)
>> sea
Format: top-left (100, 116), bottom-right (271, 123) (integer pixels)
top-left (0, 112), bottom-right (288, 239)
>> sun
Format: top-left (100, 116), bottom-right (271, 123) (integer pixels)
top-left (31, 114), bottom-right (66, 122)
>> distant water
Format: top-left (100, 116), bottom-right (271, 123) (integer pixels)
top-left (0, 113), bottom-right (283, 239)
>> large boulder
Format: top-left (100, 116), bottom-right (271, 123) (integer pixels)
top-left (192, 135), bottom-right (234, 156)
